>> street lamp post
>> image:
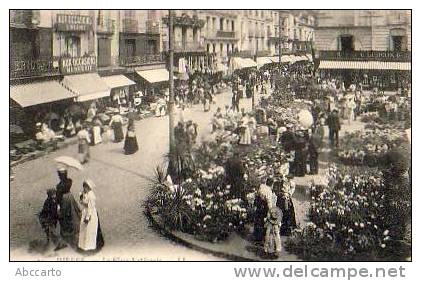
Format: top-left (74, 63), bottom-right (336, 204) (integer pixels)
top-left (168, 10), bottom-right (176, 176)
top-left (278, 11), bottom-right (282, 69)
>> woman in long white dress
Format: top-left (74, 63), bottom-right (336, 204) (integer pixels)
top-left (238, 115), bottom-right (252, 145)
top-left (78, 180), bottom-right (104, 252)
top-left (77, 125), bottom-right (91, 164)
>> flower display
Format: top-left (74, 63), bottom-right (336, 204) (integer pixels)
top-left (337, 128), bottom-right (409, 167)
top-left (285, 164), bottom-right (408, 260)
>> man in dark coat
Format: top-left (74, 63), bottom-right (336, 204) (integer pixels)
top-left (308, 130), bottom-right (321, 175)
top-left (225, 151), bottom-right (245, 199)
top-left (293, 130), bottom-right (308, 177)
top-left (280, 124), bottom-right (297, 174)
top-left (56, 169), bottom-right (81, 247)
top-left (326, 109), bottom-right (341, 147)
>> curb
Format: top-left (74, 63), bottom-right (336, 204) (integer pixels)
top-left (10, 138), bottom-right (78, 168)
top-left (144, 206), bottom-right (255, 261)
top-left (10, 114), bottom-right (156, 168)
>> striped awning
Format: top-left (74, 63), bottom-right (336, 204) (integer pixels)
top-left (256, 57), bottom-right (273, 68)
top-left (229, 57), bottom-right (258, 72)
top-left (10, 80), bottom-right (76, 108)
top-left (319, 60), bottom-right (411, 71)
top-left (101, 75), bottom-right (136, 89)
top-left (241, 58), bottom-right (258, 68)
top-left (62, 73), bottom-right (111, 102)
top-left (136, 68), bottom-right (175, 84)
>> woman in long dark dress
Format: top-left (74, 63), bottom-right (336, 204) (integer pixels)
top-left (123, 119), bottom-right (139, 155)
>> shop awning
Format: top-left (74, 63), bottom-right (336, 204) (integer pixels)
top-left (270, 56), bottom-right (280, 63)
top-left (318, 60), bottom-right (411, 71)
top-left (10, 80), bottom-right (76, 108)
top-left (241, 58), bottom-right (258, 68)
top-left (216, 62), bottom-right (228, 73)
top-left (136, 68), bottom-right (175, 84)
top-left (62, 73), bottom-right (111, 102)
top-left (101, 75), bottom-right (136, 89)
top-left (296, 55), bottom-right (309, 62)
top-left (306, 54), bottom-right (313, 62)
top-left (256, 57), bottom-right (273, 68)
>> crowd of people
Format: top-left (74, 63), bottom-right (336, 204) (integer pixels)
top-left (32, 56), bottom-right (411, 258)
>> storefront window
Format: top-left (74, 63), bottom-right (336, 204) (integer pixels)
top-left (390, 28), bottom-right (407, 51)
top-left (391, 36), bottom-right (407, 51)
top-left (65, 35), bottom-right (81, 57)
top-left (339, 35), bottom-right (354, 52)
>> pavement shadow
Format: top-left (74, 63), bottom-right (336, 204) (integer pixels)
top-left (91, 157), bottom-right (154, 182)
top-left (28, 239), bottom-right (49, 254)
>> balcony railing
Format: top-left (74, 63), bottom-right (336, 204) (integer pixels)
top-left (119, 54), bottom-right (164, 67)
top-left (122, 18), bottom-right (138, 33)
top-left (216, 30), bottom-right (236, 38)
top-left (256, 50), bottom-right (271, 57)
top-left (97, 18), bottom-right (115, 35)
top-left (10, 57), bottom-right (60, 79)
top-left (146, 20), bottom-right (160, 34)
top-left (319, 50), bottom-right (411, 62)
top-left (230, 50), bottom-right (253, 58)
top-left (162, 15), bottom-right (205, 29)
top-left (10, 10), bottom-right (40, 28)
top-left (163, 41), bottom-right (206, 53)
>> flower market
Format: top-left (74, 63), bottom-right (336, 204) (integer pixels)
top-left (146, 59), bottom-right (411, 261)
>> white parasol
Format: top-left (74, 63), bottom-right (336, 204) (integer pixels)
top-left (297, 109), bottom-right (314, 129)
top-left (54, 156), bottom-right (84, 171)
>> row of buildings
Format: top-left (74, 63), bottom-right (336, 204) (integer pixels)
top-left (9, 9), bottom-right (316, 133)
top-left (10, 10), bottom-right (317, 79)
top-left (314, 10), bottom-right (411, 90)
top-left (10, 10), bottom-right (411, 139)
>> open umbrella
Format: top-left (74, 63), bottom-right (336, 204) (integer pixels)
top-left (54, 156), bottom-right (83, 171)
top-left (297, 109), bottom-right (313, 129)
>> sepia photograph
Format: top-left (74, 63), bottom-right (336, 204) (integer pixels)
top-left (9, 9), bottom-right (411, 262)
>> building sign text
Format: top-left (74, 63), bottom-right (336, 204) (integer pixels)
top-left (56, 14), bottom-right (92, 32)
top-left (60, 56), bottom-right (97, 75)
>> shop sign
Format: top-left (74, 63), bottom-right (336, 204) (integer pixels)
top-left (60, 56), bottom-right (96, 75)
top-left (56, 14), bottom-right (92, 32)
top-left (10, 58), bottom-right (60, 79)
top-left (319, 51), bottom-right (411, 62)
